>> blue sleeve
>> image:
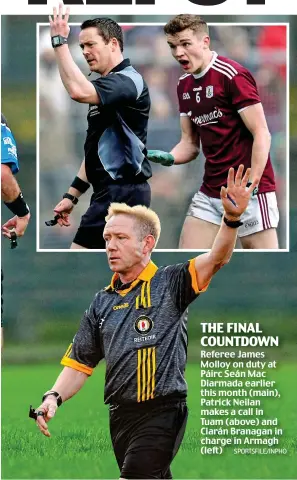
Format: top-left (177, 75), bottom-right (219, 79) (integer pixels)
top-left (1, 123), bottom-right (19, 174)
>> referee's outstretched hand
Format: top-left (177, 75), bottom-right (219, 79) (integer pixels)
top-left (35, 398), bottom-right (58, 438)
top-left (49, 3), bottom-right (70, 39)
top-left (221, 165), bottom-right (258, 219)
top-left (53, 198), bottom-right (74, 227)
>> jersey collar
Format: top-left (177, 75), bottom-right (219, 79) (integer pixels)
top-left (109, 58), bottom-right (131, 74)
top-left (192, 51), bottom-right (218, 79)
top-left (105, 260), bottom-right (158, 294)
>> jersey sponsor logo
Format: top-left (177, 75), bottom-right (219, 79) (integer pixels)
top-left (134, 315), bottom-right (153, 335)
top-left (206, 85), bottom-right (214, 98)
top-left (183, 92), bottom-right (191, 100)
top-left (134, 334), bottom-right (156, 343)
top-left (191, 107), bottom-right (223, 126)
top-left (113, 302), bottom-right (129, 310)
top-left (3, 136), bottom-right (13, 146)
top-left (8, 146), bottom-right (17, 158)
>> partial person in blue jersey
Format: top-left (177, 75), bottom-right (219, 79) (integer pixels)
top-left (45, 6), bottom-right (151, 249)
top-left (1, 113), bottom-right (31, 344)
top-left (1, 114), bottom-right (31, 239)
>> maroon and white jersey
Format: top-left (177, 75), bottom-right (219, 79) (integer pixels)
top-left (177, 52), bottom-right (275, 198)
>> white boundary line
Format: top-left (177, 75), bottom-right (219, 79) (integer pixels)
top-left (37, 248), bottom-right (289, 253)
top-left (36, 22), bottom-right (290, 253)
top-left (36, 21), bottom-right (40, 251)
top-left (286, 23), bottom-right (290, 252)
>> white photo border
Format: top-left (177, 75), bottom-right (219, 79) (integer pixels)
top-left (36, 21), bottom-right (290, 253)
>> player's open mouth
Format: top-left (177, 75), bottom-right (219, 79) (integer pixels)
top-left (179, 60), bottom-right (190, 69)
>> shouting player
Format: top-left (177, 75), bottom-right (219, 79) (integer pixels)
top-left (148, 15), bottom-right (279, 250)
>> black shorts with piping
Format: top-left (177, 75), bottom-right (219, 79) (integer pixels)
top-left (73, 182), bottom-right (151, 249)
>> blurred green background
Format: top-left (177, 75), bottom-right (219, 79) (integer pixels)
top-left (1, 14), bottom-right (297, 480)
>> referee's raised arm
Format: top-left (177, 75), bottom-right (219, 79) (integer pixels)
top-left (44, 5), bottom-right (152, 250)
top-left (194, 165), bottom-right (258, 290)
top-left (49, 4), bottom-right (99, 104)
top-left (49, 4), bottom-right (139, 106)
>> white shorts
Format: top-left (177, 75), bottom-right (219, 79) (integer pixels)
top-left (187, 191), bottom-right (279, 238)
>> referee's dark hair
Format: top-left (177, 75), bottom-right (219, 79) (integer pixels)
top-left (80, 18), bottom-right (124, 52)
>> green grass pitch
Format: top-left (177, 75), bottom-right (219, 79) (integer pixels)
top-left (2, 362), bottom-right (297, 479)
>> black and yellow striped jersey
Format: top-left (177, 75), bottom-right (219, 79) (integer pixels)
top-left (61, 259), bottom-right (210, 405)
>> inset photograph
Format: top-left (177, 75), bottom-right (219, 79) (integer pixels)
top-left (37, 16), bottom-right (288, 251)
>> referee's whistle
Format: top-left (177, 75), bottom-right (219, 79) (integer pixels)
top-left (45, 214), bottom-right (62, 227)
top-left (10, 231), bottom-right (18, 249)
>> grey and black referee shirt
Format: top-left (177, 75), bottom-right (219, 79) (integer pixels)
top-left (84, 58), bottom-right (152, 191)
top-left (61, 260), bottom-right (211, 405)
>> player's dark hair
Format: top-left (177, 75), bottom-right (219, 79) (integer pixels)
top-left (164, 14), bottom-right (209, 37)
top-left (80, 18), bottom-right (124, 52)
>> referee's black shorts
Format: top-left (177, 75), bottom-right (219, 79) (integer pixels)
top-left (73, 182), bottom-right (151, 249)
top-left (109, 396), bottom-right (188, 479)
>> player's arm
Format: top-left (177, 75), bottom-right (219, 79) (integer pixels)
top-left (147, 116), bottom-right (199, 167)
top-left (193, 165), bottom-right (258, 290)
top-left (49, 5), bottom-right (98, 104)
top-left (1, 164), bottom-right (30, 238)
top-left (170, 115), bottom-right (200, 164)
top-left (239, 103), bottom-right (271, 187)
top-left (52, 159), bottom-right (90, 227)
top-left (1, 164), bottom-right (21, 202)
top-left (230, 68), bottom-right (271, 188)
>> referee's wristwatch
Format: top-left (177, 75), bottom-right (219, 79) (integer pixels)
top-left (51, 35), bottom-right (68, 49)
top-left (42, 390), bottom-right (63, 407)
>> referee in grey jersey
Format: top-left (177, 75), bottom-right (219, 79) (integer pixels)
top-left (32, 166), bottom-right (257, 478)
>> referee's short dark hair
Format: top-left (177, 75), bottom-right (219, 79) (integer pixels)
top-left (80, 18), bottom-right (124, 52)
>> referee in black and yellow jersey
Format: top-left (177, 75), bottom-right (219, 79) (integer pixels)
top-left (33, 166), bottom-right (257, 478)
